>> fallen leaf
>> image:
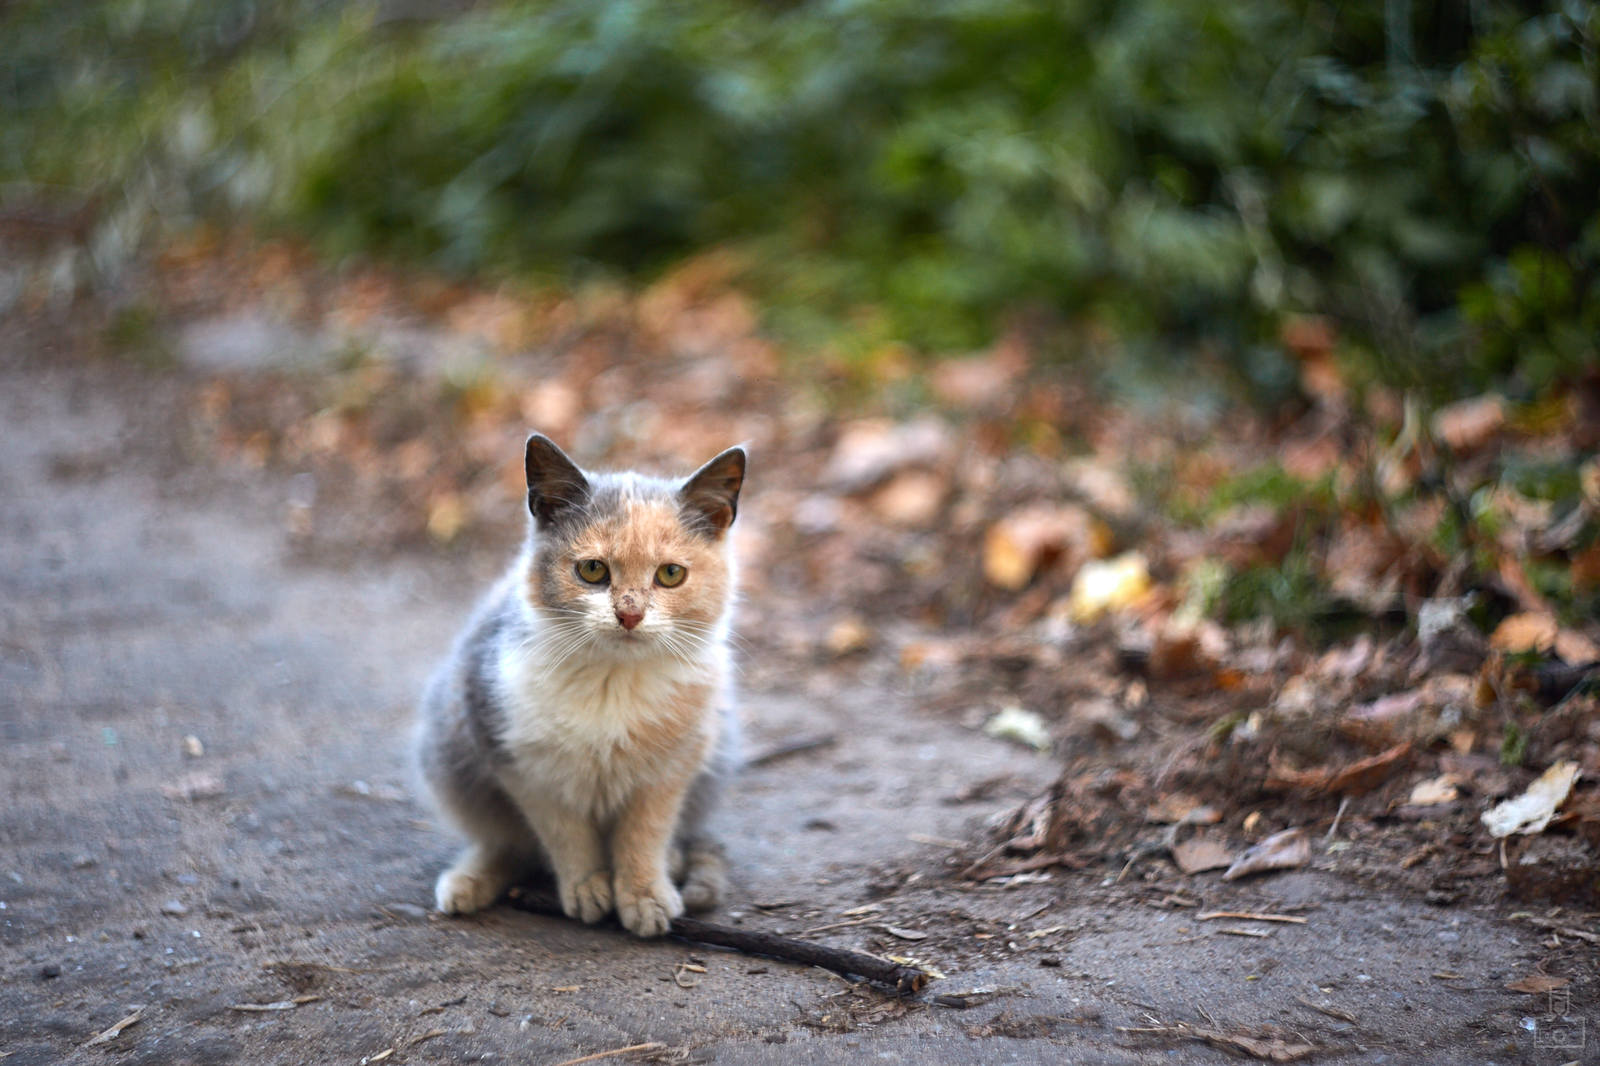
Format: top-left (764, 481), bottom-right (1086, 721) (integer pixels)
top-left (426, 491), bottom-right (466, 543)
top-left (1193, 1028), bottom-right (1320, 1062)
top-left (1431, 393), bottom-right (1505, 453)
top-left (1067, 552), bottom-right (1150, 623)
top-left (1490, 612), bottom-right (1558, 655)
top-left (1554, 627), bottom-right (1600, 665)
top-left (1146, 792), bottom-right (1214, 824)
top-left (1223, 828), bottom-right (1310, 881)
top-left (869, 470), bottom-right (947, 527)
top-left (982, 505), bottom-right (1109, 591)
top-left (1482, 761), bottom-right (1580, 838)
top-left (983, 706), bottom-right (1052, 751)
top-left (883, 925), bottom-right (929, 941)
top-left (928, 340), bottom-right (1027, 410)
top-left (1408, 775), bottom-right (1461, 806)
top-left (1325, 742), bottom-right (1411, 796)
top-left (824, 617), bottom-right (872, 656)
top-left (1172, 836), bottom-right (1235, 875)
top-left (824, 418), bottom-right (951, 492)
top-left (1069, 697), bottom-right (1138, 743)
top-left (1504, 974), bottom-right (1570, 994)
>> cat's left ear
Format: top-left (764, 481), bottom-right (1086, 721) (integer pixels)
top-left (680, 447), bottom-right (746, 537)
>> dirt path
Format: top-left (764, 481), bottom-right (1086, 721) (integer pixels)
top-left (0, 345), bottom-right (1577, 1064)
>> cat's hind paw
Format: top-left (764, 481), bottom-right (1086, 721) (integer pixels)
top-left (560, 869), bottom-right (614, 924)
top-left (678, 844), bottom-right (726, 914)
top-left (616, 878), bottom-right (684, 937)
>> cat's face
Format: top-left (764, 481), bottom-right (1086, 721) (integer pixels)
top-left (522, 436), bottom-right (744, 663)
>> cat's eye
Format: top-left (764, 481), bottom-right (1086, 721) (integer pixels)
top-left (655, 563), bottom-right (687, 588)
top-left (575, 559), bottom-right (610, 584)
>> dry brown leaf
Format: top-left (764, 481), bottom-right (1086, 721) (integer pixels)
top-left (1194, 1029), bottom-right (1320, 1062)
top-left (1223, 827), bottom-right (1310, 881)
top-left (1431, 393), bottom-right (1505, 453)
top-left (1504, 974), bottom-right (1570, 994)
top-left (1325, 742), bottom-right (1412, 796)
top-left (869, 470), bottom-right (947, 527)
top-left (982, 505), bottom-right (1109, 591)
top-left (1490, 612), bottom-right (1558, 654)
top-left (1554, 627), bottom-right (1600, 665)
top-left (928, 340), bottom-right (1027, 410)
top-left (1408, 775), bottom-right (1461, 806)
top-left (1172, 836), bottom-right (1235, 875)
top-left (1263, 757), bottom-right (1333, 793)
top-left (824, 617), bottom-right (872, 657)
top-left (1146, 792), bottom-right (1211, 824)
top-left (1573, 543), bottom-right (1600, 592)
top-left (824, 418), bottom-right (951, 492)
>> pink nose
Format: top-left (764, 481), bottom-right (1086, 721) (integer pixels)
top-left (616, 610), bottom-right (643, 631)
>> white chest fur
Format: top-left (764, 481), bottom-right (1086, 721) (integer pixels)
top-left (495, 643), bottom-right (721, 821)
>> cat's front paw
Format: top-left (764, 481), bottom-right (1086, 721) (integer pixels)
top-left (435, 867), bottom-right (501, 915)
top-left (615, 877), bottom-right (683, 937)
top-left (559, 869), bottom-right (613, 924)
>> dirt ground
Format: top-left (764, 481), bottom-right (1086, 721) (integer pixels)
top-left (1, 302), bottom-right (1592, 1065)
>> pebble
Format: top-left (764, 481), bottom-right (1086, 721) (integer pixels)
top-left (160, 899), bottom-right (189, 916)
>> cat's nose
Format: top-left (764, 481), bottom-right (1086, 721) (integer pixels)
top-left (616, 609), bottom-right (643, 630)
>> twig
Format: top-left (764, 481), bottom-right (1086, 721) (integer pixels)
top-left (83, 1009), bottom-right (143, 1048)
top-left (798, 916), bottom-right (879, 935)
top-left (1295, 995), bottom-right (1358, 1023)
top-left (1325, 796), bottom-right (1349, 842)
top-left (1196, 912), bottom-right (1308, 924)
top-left (548, 1043), bottom-right (666, 1066)
top-left (504, 889), bottom-right (930, 995)
top-left (745, 734), bottom-right (836, 768)
top-left (961, 851), bottom-right (1084, 882)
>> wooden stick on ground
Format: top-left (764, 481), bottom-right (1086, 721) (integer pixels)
top-left (504, 889), bottom-right (930, 996)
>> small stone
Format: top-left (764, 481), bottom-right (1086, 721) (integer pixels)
top-left (39, 963), bottom-right (61, 979)
top-left (1038, 956), bottom-right (1062, 968)
top-left (160, 899), bottom-right (189, 917)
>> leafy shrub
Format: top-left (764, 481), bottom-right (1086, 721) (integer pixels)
top-left (4, 0), bottom-right (1595, 397)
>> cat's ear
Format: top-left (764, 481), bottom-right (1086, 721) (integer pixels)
top-left (524, 434), bottom-right (591, 527)
top-left (680, 446), bottom-right (746, 537)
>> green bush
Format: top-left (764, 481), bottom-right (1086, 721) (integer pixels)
top-left (4, 0), bottom-right (1595, 397)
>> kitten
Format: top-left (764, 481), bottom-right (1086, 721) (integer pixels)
top-left (415, 433), bottom-right (745, 937)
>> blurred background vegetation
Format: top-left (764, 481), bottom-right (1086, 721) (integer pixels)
top-left (3, 0), bottom-right (1596, 400)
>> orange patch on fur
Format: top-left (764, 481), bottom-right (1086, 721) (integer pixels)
top-left (555, 500), bottom-right (731, 626)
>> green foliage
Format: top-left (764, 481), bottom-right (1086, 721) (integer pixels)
top-left (1499, 721), bottom-right (1528, 767)
top-left (4, 0), bottom-right (1596, 396)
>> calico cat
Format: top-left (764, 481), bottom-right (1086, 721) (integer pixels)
top-left (415, 434), bottom-right (745, 937)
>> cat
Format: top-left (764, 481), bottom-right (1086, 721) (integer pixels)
top-left (415, 433), bottom-right (746, 937)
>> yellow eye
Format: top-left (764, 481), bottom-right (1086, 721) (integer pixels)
top-left (575, 559), bottom-right (609, 584)
top-left (655, 563), bottom-right (687, 588)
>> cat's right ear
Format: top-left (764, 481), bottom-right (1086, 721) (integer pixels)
top-left (524, 434), bottom-right (591, 527)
